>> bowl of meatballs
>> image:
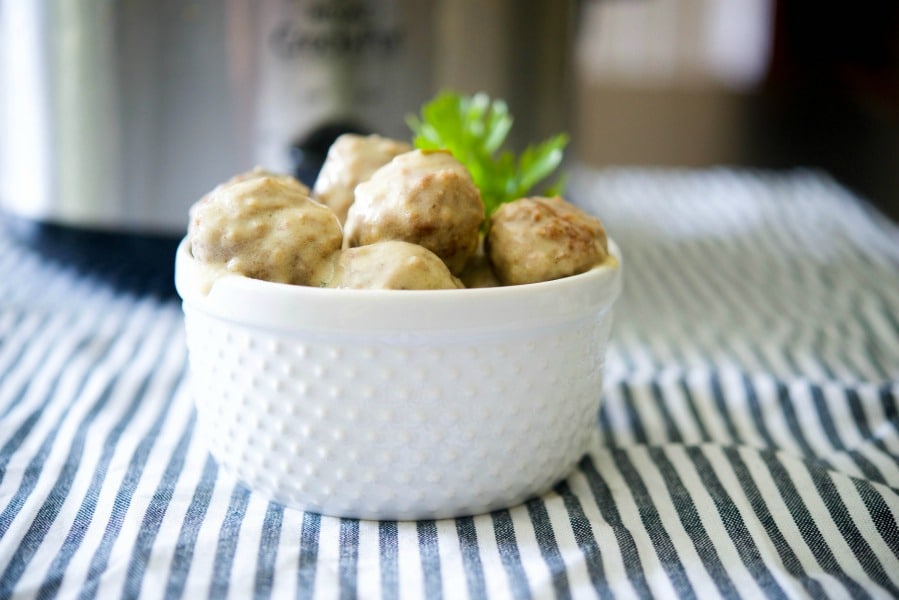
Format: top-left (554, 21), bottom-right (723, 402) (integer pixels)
top-left (176, 134), bottom-right (622, 520)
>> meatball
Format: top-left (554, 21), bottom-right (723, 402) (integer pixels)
top-left (313, 241), bottom-right (463, 290)
top-left (344, 150), bottom-right (485, 275)
top-left (312, 134), bottom-right (411, 224)
top-left (486, 196), bottom-right (608, 285)
top-left (188, 175), bottom-right (342, 286)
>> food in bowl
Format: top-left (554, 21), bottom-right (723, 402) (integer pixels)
top-left (177, 91), bottom-right (622, 518)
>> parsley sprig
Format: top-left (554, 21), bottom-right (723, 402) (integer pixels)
top-left (407, 91), bottom-right (568, 217)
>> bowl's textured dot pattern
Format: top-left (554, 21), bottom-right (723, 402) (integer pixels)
top-left (184, 306), bottom-right (613, 520)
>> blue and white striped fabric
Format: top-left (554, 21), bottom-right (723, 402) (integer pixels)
top-left (1, 168), bottom-right (897, 599)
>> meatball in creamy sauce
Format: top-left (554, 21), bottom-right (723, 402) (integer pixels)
top-left (186, 147), bottom-right (611, 292)
top-left (486, 196), bottom-right (609, 285)
top-left (313, 134), bottom-right (411, 224)
top-left (344, 150), bottom-right (485, 275)
top-left (314, 241), bottom-right (463, 290)
top-left (188, 173), bottom-right (342, 288)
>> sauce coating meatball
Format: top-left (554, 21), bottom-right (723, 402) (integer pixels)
top-left (344, 150), bottom-right (485, 275)
top-left (188, 174), bottom-right (342, 286)
top-left (486, 196), bottom-right (608, 285)
top-left (314, 241), bottom-right (463, 290)
top-left (312, 134), bottom-right (411, 224)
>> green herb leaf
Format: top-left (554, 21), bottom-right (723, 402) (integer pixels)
top-left (407, 91), bottom-right (567, 216)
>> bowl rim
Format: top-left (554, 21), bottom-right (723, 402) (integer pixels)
top-left (176, 237), bottom-right (622, 333)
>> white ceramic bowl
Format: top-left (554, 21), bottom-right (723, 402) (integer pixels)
top-left (175, 239), bottom-right (622, 520)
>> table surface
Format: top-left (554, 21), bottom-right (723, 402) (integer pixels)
top-left (0, 168), bottom-right (897, 599)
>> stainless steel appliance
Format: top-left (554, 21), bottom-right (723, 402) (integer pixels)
top-left (0, 0), bottom-right (574, 289)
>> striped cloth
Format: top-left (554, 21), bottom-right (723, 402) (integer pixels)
top-left (1, 168), bottom-right (897, 599)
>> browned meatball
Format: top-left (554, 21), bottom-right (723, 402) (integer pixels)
top-left (313, 241), bottom-right (463, 290)
top-left (188, 175), bottom-right (342, 286)
top-left (486, 196), bottom-right (608, 285)
top-left (312, 134), bottom-right (411, 224)
top-left (344, 150), bottom-right (485, 275)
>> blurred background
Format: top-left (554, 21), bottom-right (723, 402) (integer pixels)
top-left (575, 0), bottom-right (899, 221)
